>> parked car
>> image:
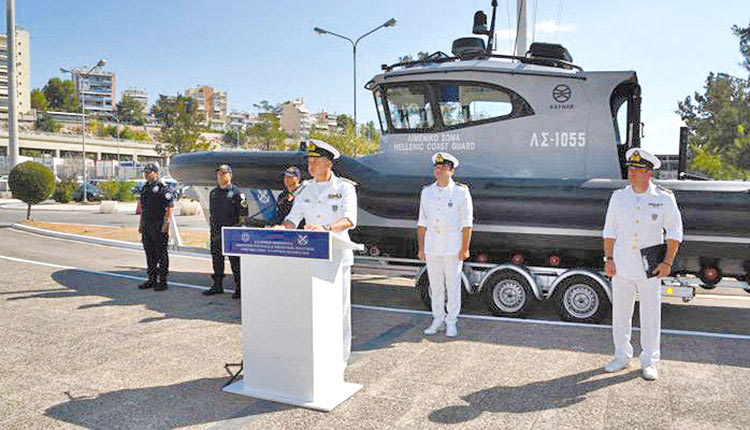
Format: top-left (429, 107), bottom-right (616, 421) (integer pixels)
top-left (73, 182), bottom-right (104, 202)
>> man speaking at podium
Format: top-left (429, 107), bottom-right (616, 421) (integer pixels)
top-left (276, 139), bottom-right (358, 366)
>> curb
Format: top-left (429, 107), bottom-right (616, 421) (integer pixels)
top-left (10, 223), bottom-right (211, 257)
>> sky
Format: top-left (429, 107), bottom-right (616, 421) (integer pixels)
top-left (7, 0), bottom-right (749, 154)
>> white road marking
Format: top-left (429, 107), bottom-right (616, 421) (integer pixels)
top-left (2, 254), bottom-right (750, 342)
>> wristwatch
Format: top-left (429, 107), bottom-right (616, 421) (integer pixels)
top-left (603, 256), bottom-right (613, 262)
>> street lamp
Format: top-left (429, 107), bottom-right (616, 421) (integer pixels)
top-left (314, 18), bottom-right (396, 131)
top-left (61, 59), bottom-right (107, 202)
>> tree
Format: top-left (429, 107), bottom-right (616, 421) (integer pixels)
top-left (151, 94), bottom-right (209, 156)
top-left (309, 123), bottom-right (378, 157)
top-left (42, 78), bottom-right (78, 112)
top-left (34, 114), bottom-right (60, 132)
top-left (116, 95), bottom-right (146, 125)
top-left (30, 89), bottom-right (48, 111)
top-left (8, 161), bottom-right (56, 220)
top-left (336, 114), bottom-right (354, 130)
top-left (253, 100), bottom-right (278, 113)
top-left (245, 113), bottom-right (287, 150)
top-left (676, 22), bottom-right (750, 179)
top-left (223, 127), bottom-right (247, 146)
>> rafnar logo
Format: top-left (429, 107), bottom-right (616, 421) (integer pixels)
top-left (550, 84), bottom-right (574, 110)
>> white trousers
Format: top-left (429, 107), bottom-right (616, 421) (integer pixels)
top-left (611, 275), bottom-right (662, 367)
top-left (425, 254), bottom-right (463, 325)
top-left (343, 267), bottom-right (351, 363)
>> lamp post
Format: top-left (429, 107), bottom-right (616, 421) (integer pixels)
top-left (314, 18), bottom-right (396, 132)
top-left (61, 60), bottom-right (106, 202)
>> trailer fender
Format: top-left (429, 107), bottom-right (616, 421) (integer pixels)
top-left (548, 270), bottom-right (612, 302)
top-left (415, 264), bottom-right (473, 294)
top-left (478, 264), bottom-right (541, 300)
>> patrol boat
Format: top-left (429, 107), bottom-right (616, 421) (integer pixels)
top-left (170, 1), bottom-right (750, 286)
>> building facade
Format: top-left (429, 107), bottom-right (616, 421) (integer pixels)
top-left (185, 85), bottom-right (228, 127)
top-left (278, 98), bottom-right (313, 135)
top-left (73, 67), bottom-right (116, 116)
top-left (122, 87), bottom-right (149, 110)
top-left (0, 28), bottom-right (31, 114)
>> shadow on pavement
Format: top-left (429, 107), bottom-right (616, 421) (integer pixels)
top-left (428, 368), bottom-right (640, 425)
top-left (44, 377), bottom-right (293, 429)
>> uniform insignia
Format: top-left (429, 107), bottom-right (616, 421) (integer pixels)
top-left (240, 200), bottom-right (248, 207)
top-left (652, 213), bottom-right (658, 221)
top-left (448, 202), bottom-right (453, 207)
top-left (304, 199), bottom-right (310, 203)
top-left (227, 190), bottom-right (234, 198)
top-left (339, 177), bottom-right (358, 186)
top-left (328, 193), bottom-right (342, 199)
top-left (436, 154), bottom-right (444, 163)
top-left (332, 205), bottom-right (339, 212)
top-left (656, 185), bottom-right (673, 194)
top-left (239, 193), bottom-right (245, 200)
top-left (151, 185), bottom-right (159, 193)
top-left (287, 194), bottom-right (294, 202)
top-left (648, 202), bottom-right (663, 207)
top-left (164, 192), bottom-right (172, 200)
top-left (458, 183), bottom-right (469, 189)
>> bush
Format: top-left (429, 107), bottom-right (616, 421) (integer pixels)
top-left (117, 181), bottom-right (137, 202)
top-left (52, 179), bottom-right (77, 203)
top-left (99, 180), bottom-right (120, 200)
top-left (8, 161), bottom-right (55, 220)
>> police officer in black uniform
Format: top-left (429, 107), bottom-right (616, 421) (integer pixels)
top-left (203, 164), bottom-right (249, 299)
top-left (138, 163), bottom-right (174, 291)
top-left (275, 166), bottom-right (303, 226)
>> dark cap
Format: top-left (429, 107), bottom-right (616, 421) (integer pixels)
top-left (283, 166), bottom-right (301, 177)
top-left (216, 164), bottom-right (232, 173)
top-left (142, 163), bottom-right (159, 173)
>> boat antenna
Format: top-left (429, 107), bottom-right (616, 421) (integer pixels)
top-left (486, 0), bottom-right (498, 54)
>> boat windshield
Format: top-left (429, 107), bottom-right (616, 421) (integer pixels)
top-left (375, 81), bottom-right (532, 133)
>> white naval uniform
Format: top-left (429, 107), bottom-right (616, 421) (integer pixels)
top-left (284, 172), bottom-right (357, 362)
top-left (602, 182), bottom-right (683, 367)
top-left (418, 179), bottom-right (473, 326)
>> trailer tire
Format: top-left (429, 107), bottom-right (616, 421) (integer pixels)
top-left (415, 270), bottom-right (469, 311)
top-left (554, 275), bottom-right (611, 323)
top-left (483, 269), bottom-right (536, 317)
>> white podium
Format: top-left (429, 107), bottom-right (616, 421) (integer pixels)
top-left (220, 227), bottom-right (364, 411)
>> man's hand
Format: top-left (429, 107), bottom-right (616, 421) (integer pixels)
top-left (138, 225), bottom-right (144, 234)
top-left (161, 222), bottom-right (169, 234)
top-left (269, 224), bottom-right (287, 230)
top-left (458, 248), bottom-right (470, 261)
top-left (418, 249), bottom-right (425, 261)
top-left (605, 260), bottom-right (616, 277)
top-left (652, 262), bottom-right (671, 279)
top-left (304, 224), bottom-right (326, 232)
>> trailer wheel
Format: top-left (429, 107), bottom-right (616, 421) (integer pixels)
top-left (483, 270), bottom-right (536, 317)
top-left (415, 270), bottom-right (469, 311)
top-left (555, 275), bottom-right (611, 323)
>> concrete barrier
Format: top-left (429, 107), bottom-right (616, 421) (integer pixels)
top-left (99, 200), bottom-right (118, 214)
top-left (178, 201), bottom-right (202, 216)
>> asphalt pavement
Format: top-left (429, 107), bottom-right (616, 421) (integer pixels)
top-left (2, 226), bottom-right (750, 429)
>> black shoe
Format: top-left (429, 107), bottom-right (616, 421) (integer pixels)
top-left (202, 287), bottom-right (224, 296)
top-left (232, 290), bottom-right (241, 299)
top-left (153, 283), bottom-right (168, 291)
top-left (137, 281), bottom-right (154, 289)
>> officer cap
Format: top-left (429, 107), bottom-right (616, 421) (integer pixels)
top-left (142, 163), bottom-right (159, 173)
top-left (306, 139), bottom-right (340, 160)
top-left (283, 166), bottom-right (301, 177)
top-left (216, 164), bottom-right (232, 173)
top-left (431, 152), bottom-right (459, 169)
top-left (625, 148), bottom-right (661, 170)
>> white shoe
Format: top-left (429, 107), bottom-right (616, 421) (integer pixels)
top-left (424, 321), bottom-right (444, 335)
top-left (642, 365), bottom-right (659, 381)
top-left (604, 357), bottom-right (631, 373)
top-left (446, 324), bottom-right (457, 338)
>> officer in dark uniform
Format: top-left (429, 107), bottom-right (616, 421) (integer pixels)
top-left (138, 163), bottom-right (175, 291)
top-left (275, 166), bottom-right (303, 226)
top-left (203, 164), bottom-right (249, 299)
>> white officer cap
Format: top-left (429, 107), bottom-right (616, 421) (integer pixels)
top-left (431, 152), bottom-right (459, 169)
top-left (306, 139), bottom-right (341, 160)
top-left (625, 148), bottom-right (661, 170)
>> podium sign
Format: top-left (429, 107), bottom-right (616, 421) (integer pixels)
top-left (221, 227), bottom-right (363, 411)
top-left (222, 227), bottom-right (331, 260)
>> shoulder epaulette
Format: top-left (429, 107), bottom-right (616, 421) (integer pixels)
top-left (339, 177), bottom-right (357, 186)
top-left (656, 184), bottom-right (674, 194)
top-left (457, 182), bottom-right (470, 189)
